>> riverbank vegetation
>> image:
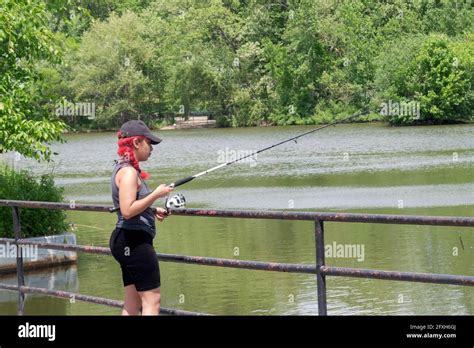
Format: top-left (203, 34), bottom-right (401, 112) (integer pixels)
top-left (1, 0), bottom-right (473, 160)
top-left (0, 165), bottom-right (68, 238)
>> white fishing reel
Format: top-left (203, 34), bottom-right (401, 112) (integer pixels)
top-left (165, 193), bottom-right (186, 211)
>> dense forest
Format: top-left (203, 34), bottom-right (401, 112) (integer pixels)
top-left (1, 0), bottom-right (473, 160)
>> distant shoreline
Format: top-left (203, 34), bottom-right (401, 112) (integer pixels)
top-left (62, 119), bottom-right (474, 134)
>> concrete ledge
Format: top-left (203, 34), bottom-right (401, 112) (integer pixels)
top-left (0, 233), bottom-right (77, 274)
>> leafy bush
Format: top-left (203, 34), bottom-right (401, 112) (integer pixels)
top-left (404, 36), bottom-right (472, 124)
top-left (312, 101), bottom-right (361, 124)
top-left (375, 35), bottom-right (473, 125)
top-left (231, 89), bottom-right (266, 127)
top-left (0, 165), bottom-right (68, 238)
top-left (215, 115), bottom-right (231, 127)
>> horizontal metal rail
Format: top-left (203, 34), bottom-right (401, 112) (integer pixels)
top-left (1, 200), bottom-right (473, 226)
top-left (0, 238), bottom-right (316, 274)
top-left (0, 283), bottom-right (206, 316)
top-left (0, 199), bottom-right (472, 316)
top-left (171, 208), bottom-right (474, 227)
top-left (2, 239), bottom-right (470, 287)
top-left (321, 266), bottom-right (474, 286)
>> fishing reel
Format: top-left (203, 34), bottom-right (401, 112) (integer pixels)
top-left (165, 193), bottom-right (186, 211)
top-left (110, 193), bottom-right (186, 214)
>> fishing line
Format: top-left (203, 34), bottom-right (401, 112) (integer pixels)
top-left (110, 109), bottom-right (368, 213)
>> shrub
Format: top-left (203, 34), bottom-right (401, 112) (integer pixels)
top-left (0, 165), bottom-right (68, 238)
top-left (215, 115), bottom-right (231, 127)
top-left (375, 35), bottom-right (473, 125)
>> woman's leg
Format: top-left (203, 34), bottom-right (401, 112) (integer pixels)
top-left (122, 284), bottom-right (142, 316)
top-left (138, 287), bottom-right (161, 315)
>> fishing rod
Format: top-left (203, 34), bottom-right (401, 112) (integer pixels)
top-left (110, 109), bottom-right (368, 213)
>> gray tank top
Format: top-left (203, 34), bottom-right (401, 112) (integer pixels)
top-left (111, 160), bottom-right (156, 237)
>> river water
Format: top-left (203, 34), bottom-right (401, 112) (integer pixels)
top-left (0, 122), bottom-right (472, 315)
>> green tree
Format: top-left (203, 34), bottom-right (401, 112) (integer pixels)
top-left (66, 11), bottom-right (163, 128)
top-left (0, 0), bottom-right (65, 161)
top-left (142, 0), bottom-right (242, 119)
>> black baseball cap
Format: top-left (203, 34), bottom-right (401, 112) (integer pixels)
top-left (119, 120), bottom-right (162, 145)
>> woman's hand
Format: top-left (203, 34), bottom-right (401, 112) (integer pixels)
top-left (155, 207), bottom-right (170, 222)
top-left (153, 184), bottom-right (174, 199)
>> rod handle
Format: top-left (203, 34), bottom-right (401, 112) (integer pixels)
top-left (170, 176), bottom-right (195, 188)
top-left (109, 206), bottom-right (157, 213)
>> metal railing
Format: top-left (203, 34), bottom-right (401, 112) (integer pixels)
top-left (0, 199), bottom-right (473, 316)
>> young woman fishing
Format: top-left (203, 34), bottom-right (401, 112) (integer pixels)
top-left (109, 120), bottom-right (173, 315)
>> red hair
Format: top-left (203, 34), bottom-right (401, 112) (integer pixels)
top-left (117, 131), bottom-right (150, 180)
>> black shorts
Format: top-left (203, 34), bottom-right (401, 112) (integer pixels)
top-left (109, 227), bottom-right (160, 292)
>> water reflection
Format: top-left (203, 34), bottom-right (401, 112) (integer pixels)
top-left (0, 265), bottom-right (78, 315)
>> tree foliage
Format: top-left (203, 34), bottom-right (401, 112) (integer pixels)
top-left (0, 0), bottom-right (66, 161)
top-left (2, 0), bottom-right (473, 150)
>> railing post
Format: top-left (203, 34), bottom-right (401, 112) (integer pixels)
top-left (12, 206), bottom-right (25, 315)
top-left (315, 220), bottom-right (327, 315)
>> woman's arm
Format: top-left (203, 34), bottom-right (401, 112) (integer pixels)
top-left (118, 167), bottom-right (173, 219)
